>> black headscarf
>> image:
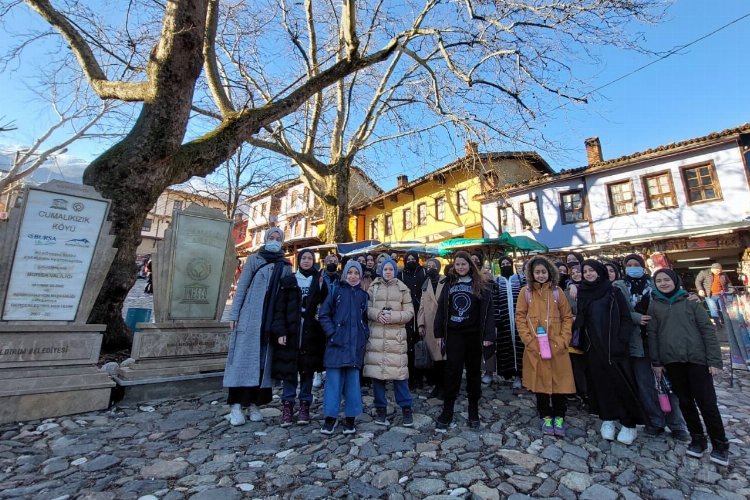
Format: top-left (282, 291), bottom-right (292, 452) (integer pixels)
top-left (623, 253), bottom-right (646, 268)
top-left (296, 249), bottom-right (316, 277)
top-left (601, 259), bottom-right (621, 281)
top-left (573, 259), bottom-right (613, 332)
top-left (498, 254), bottom-right (514, 278)
top-left (555, 260), bottom-right (569, 289)
top-left (566, 252), bottom-right (584, 268)
top-left (652, 268), bottom-right (682, 299)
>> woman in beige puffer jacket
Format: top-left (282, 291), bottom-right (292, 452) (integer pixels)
top-left (365, 258), bottom-right (415, 426)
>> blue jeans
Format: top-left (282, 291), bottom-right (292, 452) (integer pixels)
top-left (631, 356), bottom-right (687, 432)
top-left (372, 379), bottom-right (413, 409)
top-left (282, 375), bottom-right (313, 403)
top-left (705, 296), bottom-right (722, 320)
top-left (323, 367), bottom-right (362, 418)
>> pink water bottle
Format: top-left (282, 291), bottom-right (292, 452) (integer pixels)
top-left (537, 326), bottom-right (552, 360)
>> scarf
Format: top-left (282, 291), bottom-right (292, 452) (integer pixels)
top-left (573, 259), bottom-right (613, 332)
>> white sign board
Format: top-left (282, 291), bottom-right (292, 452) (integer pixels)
top-left (2, 189), bottom-right (108, 321)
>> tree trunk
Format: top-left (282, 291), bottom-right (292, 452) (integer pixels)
top-left (321, 162), bottom-right (352, 244)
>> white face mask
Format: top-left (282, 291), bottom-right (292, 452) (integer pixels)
top-left (265, 240), bottom-right (282, 252)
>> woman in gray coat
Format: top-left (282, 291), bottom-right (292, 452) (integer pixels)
top-left (225, 227), bottom-right (292, 426)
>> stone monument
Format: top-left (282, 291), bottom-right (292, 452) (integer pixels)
top-left (0, 181), bottom-right (117, 424)
top-left (115, 204), bottom-right (235, 401)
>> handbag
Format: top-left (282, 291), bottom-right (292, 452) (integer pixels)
top-left (655, 374), bottom-right (672, 413)
top-left (414, 339), bottom-right (434, 369)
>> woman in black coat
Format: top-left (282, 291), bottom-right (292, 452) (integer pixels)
top-left (271, 249), bottom-right (326, 426)
top-left (575, 259), bottom-right (643, 445)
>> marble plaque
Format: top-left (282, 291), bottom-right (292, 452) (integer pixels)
top-left (2, 188), bottom-right (108, 321)
top-left (168, 213), bottom-right (232, 320)
top-left (0, 332), bottom-right (102, 367)
top-left (133, 329), bottom-right (229, 360)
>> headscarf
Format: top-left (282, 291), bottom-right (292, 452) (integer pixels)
top-left (296, 249), bottom-right (316, 278)
top-left (566, 251), bottom-right (584, 268)
top-left (259, 227), bottom-right (285, 262)
top-left (498, 254), bottom-right (514, 278)
top-left (425, 258), bottom-right (442, 292)
top-left (601, 259), bottom-right (621, 281)
top-left (652, 268), bottom-right (685, 301)
top-left (342, 260), bottom-right (362, 285)
top-left (377, 258), bottom-right (398, 280)
top-left (555, 260), bottom-right (569, 289)
top-left (623, 253), bottom-right (646, 269)
top-left (573, 259), bottom-right (613, 332)
top-left (471, 250), bottom-right (485, 267)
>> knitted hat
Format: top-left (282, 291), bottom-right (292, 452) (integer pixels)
top-left (342, 260), bottom-right (362, 283)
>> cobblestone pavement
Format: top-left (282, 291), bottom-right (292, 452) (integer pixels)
top-left (9, 282), bottom-right (746, 498)
top-left (1, 351), bottom-right (749, 500)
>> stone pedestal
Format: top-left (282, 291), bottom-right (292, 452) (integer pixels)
top-left (0, 325), bottom-right (115, 424)
top-left (114, 321), bottom-right (230, 402)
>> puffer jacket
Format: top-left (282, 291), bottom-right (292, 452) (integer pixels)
top-left (516, 282), bottom-right (575, 394)
top-left (364, 277), bottom-right (414, 380)
top-left (318, 281), bottom-right (370, 369)
top-left (694, 269), bottom-right (730, 297)
top-left (647, 290), bottom-right (722, 369)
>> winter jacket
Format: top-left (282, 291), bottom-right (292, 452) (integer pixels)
top-left (580, 287), bottom-right (632, 362)
top-left (417, 276), bottom-right (447, 362)
top-left (318, 281), bottom-right (370, 369)
top-left (434, 280), bottom-right (496, 342)
top-left (364, 278), bottom-right (415, 380)
top-left (695, 270), bottom-right (730, 297)
top-left (647, 291), bottom-right (722, 369)
top-left (515, 282), bottom-right (575, 394)
top-left (270, 273), bottom-right (326, 381)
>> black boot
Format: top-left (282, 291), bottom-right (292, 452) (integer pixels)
top-left (710, 439), bottom-right (729, 466)
top-left (686, 434), bottom-right (707, 458)
top-left (435, 400), bottom-right (454, 432)
top-left (468, 399), bottom-right (480, 429)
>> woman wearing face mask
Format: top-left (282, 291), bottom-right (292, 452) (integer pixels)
top-left (555, 261), bottom-right (570, 290)
top-left (365, 258), bottom-right (415, 426)
top-left (647, 269), bottom-right (729, 466)
top-left (494, 255), bottom-right (526, 390)
top-left (575, 260), bottom-right (643, 445)
top-left (225, 228), bottom-right (293, 426)
top-left (271, 249), bottom-right (326, 426)
top-left (433, 251), bottom-right (496, 431)
top-left (564, 262), bottom-right (587, 406)
top-left (398, 251), bottom-right (428, 390)
top-left (620, 255), bottom-right (689, 441)
top-left (418, 258), bottom-right (448, 399)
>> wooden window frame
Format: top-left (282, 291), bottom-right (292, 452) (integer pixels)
top-left (142, 218), bottom-right (153, 232)
top-left (679, 161), bottom-right (723, 205)
top-left (641, 170), bottom-right (678, 211)
top-left (605, 180), bottom-right (637, 217)
top-left (417, 203), bottom-right (428, 226)
top-left (456, 189), bottom-right (469, 215)
top-left (435, 196), bottom-right (446, 221)
top-left (370, 218), bottom-right (379, 240)
top-left (520, 199), bottom-right (540, 230)
top-left (558, 189), bottom-right (587, 224)
top-left (385, 213), bottom-right (394, 236)
top-left (498, 205), bottom-right (515, 234)
top-left (402, 208), bottom-right (412, 230)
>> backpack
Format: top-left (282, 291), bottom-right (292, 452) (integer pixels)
top-left (524, 286), bottom-right (560, 305)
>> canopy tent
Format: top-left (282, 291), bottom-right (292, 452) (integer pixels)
top-left (339, 240), bottom-right (439, 257)
top-left (437, 233), bottom-right (548, 257)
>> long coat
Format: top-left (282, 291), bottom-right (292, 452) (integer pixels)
top-left (494, 274), bottom-right (526, 377)
top-left (364, 277), bottom-right (415, 380)
top-left (224, 253), bottom-right (292, 388)
top-left (417, 276), bottom-right (447, 362)
top-left (516, 282), bottom-right (575, 394)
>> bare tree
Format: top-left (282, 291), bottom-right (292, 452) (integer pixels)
top-left (0, 116), bottom-right (16, 133)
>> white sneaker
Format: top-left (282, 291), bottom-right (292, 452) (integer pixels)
top-left (248, 404), bottom-right (263, 422)
top-left (312, 372), bottom-right (323, 389)
top-left (481, 373), bottom-right (493, 385)
top-left (600, 420), bottom-right (616, 441)
top-left (228, 404), bottom-right (246, 426)
top-left (617, 426), bottom-right (637, 445)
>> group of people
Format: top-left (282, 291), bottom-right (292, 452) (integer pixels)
top-left (223, 228), bottom-right (730, 467)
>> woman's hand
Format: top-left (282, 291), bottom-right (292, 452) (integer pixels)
top-left (278, 336), bottom-right (287, 346)
top-left (709, 366), bottom-right (722, 376)
top-left (652, 366), bottom-right (664, 379)
top-left (482, 341), bottom-right (493, 347)
top-left (569, 284), bottom-right (578, 300)
top-left (640, 315), bottom-right (651, 326)
top-left (418, 325), bottom-right (426, 337)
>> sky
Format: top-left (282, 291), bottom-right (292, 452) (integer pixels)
top-left (0, 0), bottom-right (748, 190)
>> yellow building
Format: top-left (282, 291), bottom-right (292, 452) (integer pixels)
top-left (353, 142), bottom-right (552, 243)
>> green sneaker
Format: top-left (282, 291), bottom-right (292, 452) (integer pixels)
top-left (541, 416), bottom-right (554, 435)
top-left (553, 417), bottom-right (566, 437)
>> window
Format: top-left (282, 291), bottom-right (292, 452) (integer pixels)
top-left (291, 190), bottom-right (299, 206)
top-left (261, 202), bottom-right (267, 216)
top-left (142, 218), bottom-right (153, 232)
top-left (385, 214), bottom-right (394, 236)
top-left (606, 181), bottom-right (636, 216)
top-left (252, 205), bottom-right (258, 218)
top-left (520, 200), bottom-right (540, 230)
top-left (172, 200), bottom-right (183, 212)
top-left (457, 189), bottom-right (469, 215)
top-left (417, 203), bottom-right (428, 226)
top-left (293, 220), bottom-right (302, 237)
top-left (559, 190), bottom-right (587, 223)
top-left (498, 206), bottom-right (515, 234)
top-left (681, 163), bottom-right (722, 204)
top-left (642, 171), bottom-right (677, 210)
top-left (435, 196), bottom-right (446, 221)
top-left (370, 219), bottom-right (379, 240)
top-left (402, 208), bottom-right (412, 230)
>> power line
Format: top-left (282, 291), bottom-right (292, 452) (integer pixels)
top-left (550, 11), bottom-right (750, 113)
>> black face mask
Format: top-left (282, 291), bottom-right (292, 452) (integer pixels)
top-left (326, 263), bottom-right (338, 273)
top-left (405, 261), bottom-right (417, 271)
top-left (500, 265), bottom-right (514, 278)
top-left (427, 268), bottom-right (438, 278)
